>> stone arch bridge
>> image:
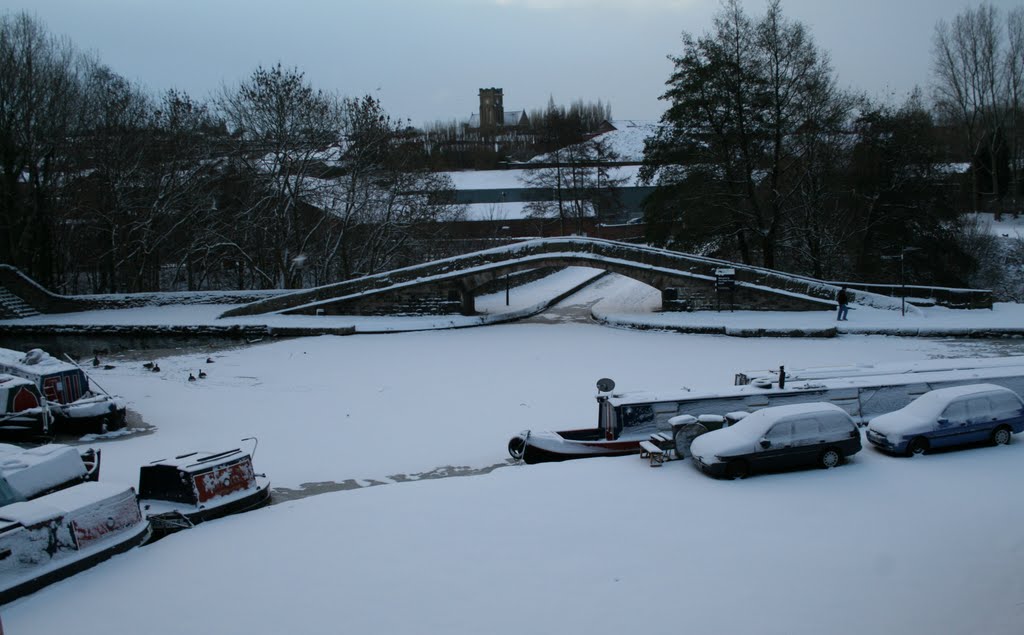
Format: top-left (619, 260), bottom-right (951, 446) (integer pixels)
top-left (215, 238), bottom-right (989, 318)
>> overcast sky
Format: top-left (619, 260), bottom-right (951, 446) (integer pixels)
top-left (5, 0), bottom-right (1019, 126)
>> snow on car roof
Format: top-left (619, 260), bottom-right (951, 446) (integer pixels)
top-left (733, 402), bottom-right (847, 434)
top-left (899, 382), bottom-right (1018, 417)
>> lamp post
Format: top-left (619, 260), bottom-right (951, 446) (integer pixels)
top-left (881, 247), bottom-right (921, 316)
top-left (900, 247), bottom-right (923, 316)
top-left (883, 247), bottom-right (922, 316)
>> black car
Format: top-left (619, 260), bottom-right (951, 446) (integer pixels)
top-left (689, 402), bottom-right (862, 478)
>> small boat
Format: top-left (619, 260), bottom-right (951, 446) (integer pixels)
top-left (0, 348), bottom-right (127, 434)
top-left (0, 443), bottom-right (101, 505)
top-left (0, 482), bottom-right (150, 605)
top-left (0, 374), bottom-right (50, 434)
top-left (509, 357), bottom-right (1024, 464)
top-left (138, 443), bottom-right (270, 537)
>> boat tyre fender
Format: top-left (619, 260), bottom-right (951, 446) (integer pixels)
top-left (673, 423), bottom-right (708, 459)
top-left (508, 431), bottom-right (530, 461)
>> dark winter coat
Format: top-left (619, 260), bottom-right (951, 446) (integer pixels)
top-left (837, 289), bottom-right (848, 306)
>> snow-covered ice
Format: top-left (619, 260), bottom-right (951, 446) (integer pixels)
top-left (1, 273), bottom-right (1024, 634)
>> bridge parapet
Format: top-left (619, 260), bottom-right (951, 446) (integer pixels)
top-left (221, 237), bottom-right (959, 318)
top-left (0, 239), bottom-right (992, 320)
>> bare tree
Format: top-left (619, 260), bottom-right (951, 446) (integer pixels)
top-left (326, 96), bottom-right (461, 281)
top-left (219, 64), bottom-right (342, 288)
top-left (0, 12), bottom-right (84, 287)
top-left (520, 135), bottom-right (626, 235)
top-left (933, 3), bottom-right (1011, 215)
top-left (1007, 7), bottom-right (1024, 215)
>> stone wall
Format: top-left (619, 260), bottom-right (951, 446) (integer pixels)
top-left (0, 323), bottom-right (351, 358)
top-left (661, 277), bottom-right (832, 312)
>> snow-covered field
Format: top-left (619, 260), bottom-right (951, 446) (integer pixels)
top-left (968, 211), bottom-right (1024, 239)
top-left (442, 165), bottom-right (644, 190)
top-left (3, 275), bottom-right (1024, 634)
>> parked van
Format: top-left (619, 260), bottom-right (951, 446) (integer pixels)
top-left (690, 402), bottom-right (861, 478)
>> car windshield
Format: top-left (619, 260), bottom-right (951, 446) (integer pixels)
top-left (896, 395), bottom-right (949, 419)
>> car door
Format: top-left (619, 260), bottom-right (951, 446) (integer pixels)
top-left (787, 417), bottom-right (824, 468)
top-left (934, 399), bottom-right (969, 448)
top-left (754, 420), bottom-right (793, 471)
top-left (987, 391), bottom-right (1024, 434)
top-left (821, 412), bottom-right (860, 455)
top-left (962, 397), bottom-right (996, 444)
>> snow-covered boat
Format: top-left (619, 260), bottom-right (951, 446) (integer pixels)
top-left (0, 443), bottom-right (101, 505)
top-left (0, 482), bottom-right (150, 605)
top-left (0, 374), bottom-right (50, 434)
top-left (0, 348), bottom-right (127, 434)
top-left (138, 444), bottom-right (270, 537)
top-left (508, 357), bottom-right (1024, 464)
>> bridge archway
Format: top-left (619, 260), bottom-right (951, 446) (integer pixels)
top-left (220, 237), bottom-right (860, 318)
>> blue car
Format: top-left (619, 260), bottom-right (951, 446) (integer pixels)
top-left (867, 383), bottom-right (1024, 456)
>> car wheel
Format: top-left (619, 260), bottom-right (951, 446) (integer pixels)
top-left (819, 447), bottom-right (842, 469)
top-left (726, 459), bottom-right (749, 480)
top-left (907, 437), bottom-right (928, 457)
top-left (992, 426), bottom-right (1012, 446)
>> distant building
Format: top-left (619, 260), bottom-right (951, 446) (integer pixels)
top-left (465, 88), bottom-right (529, 134)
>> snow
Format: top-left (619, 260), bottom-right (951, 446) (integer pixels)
top-left (2, 273), bottom-right (1024, 633)
top-left (690, 403), bottom-right (851, 460)
top-left (0, 267), bottom-right (606, 334)
top-left (894, 382), bottom-right (1011, 416)
top-left (524, 120), bottom-right (660, 164)
top-left (0, 445), bottom-right (86, 501)
top-left (597, 301), bottom-right (1024, 336)
top-left (0, 348), bottom-right (71, 372)
top-left (967, 212), bottom-right (1024, 238)
top-left (441, 165), bottom-right (644, 190)
top-left (0, 482), bottom-right (131, 526)
top-left (462, 201), bottom-right (533, 221)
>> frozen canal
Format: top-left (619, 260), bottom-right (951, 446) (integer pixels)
top-left (4, 274), bottom-right (1024, 634)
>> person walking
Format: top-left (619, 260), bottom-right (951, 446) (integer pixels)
top-left (836, 286), bottom-right (849, 321)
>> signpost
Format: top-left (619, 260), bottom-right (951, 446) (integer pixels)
top-left (715, 268), bottom-right (736, 312)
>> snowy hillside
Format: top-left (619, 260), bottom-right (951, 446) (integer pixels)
top-left (526, 119), bottom-right (661, 164)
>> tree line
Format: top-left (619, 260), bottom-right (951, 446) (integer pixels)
top-left (641, 0), bottom-right (1024, 292)
top-left (418, 97), bottom-right (612, 170)
top-left (0, 12), bottom-right (463, 294)
top-left (6, 3), bottom-right (1021, 298)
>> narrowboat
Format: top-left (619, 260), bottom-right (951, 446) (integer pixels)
top-left (0, 443), bottom-right (101, 506)
top-left (138, 444), bottom-right (270, 537)
top-left (0, 482), bottom-right (150, 605)
top-left (0, 348), bottom-right (127, 434)
top-left (0, 374), bottom-right (50, 434)
top-left (508, 357), bottom-right (1024, 464)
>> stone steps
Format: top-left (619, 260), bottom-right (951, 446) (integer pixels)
top-left (0, 288), bottom-right (40, 318)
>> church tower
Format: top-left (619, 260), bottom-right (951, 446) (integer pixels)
top-left (479, 88), bottom-right (504, 132)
